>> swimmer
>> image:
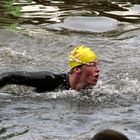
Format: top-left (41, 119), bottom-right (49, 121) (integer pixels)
top-left (91, 129), bottom-right (129, 140)
top-left (0, 45), bottom-right (100, 92)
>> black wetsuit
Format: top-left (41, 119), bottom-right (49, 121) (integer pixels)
top-left (0, 71), bottom-right (70, 92)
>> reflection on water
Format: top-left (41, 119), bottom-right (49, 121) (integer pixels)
top-left (0, 0), bottom-right (140, 30)
top-left (47, 16), bottom-right (119, 33)
top-left (20, 0), bottom-right (140, 25)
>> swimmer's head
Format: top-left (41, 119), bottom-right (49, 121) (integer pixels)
top-left (69, 45), bottom-right (97, 69)
top-left (92, 129), bottom-right (129, 140)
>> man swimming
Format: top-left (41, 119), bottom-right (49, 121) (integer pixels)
top-left (0, 45), bottom-right (100, 92)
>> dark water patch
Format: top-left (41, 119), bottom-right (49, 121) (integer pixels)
top-left (33, 0), bottom-right (128, 12)
top-left (0, 128), bottom-right (29, 139)
top-left (0, 127), bottom-right (6, 135)
top-left (102, 3), bottom-right (140, 23)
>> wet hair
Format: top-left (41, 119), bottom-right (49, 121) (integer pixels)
top-left (91, 129), bottom-right (129, 140)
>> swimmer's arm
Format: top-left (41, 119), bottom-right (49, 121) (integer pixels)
top-left (0, 71), bottom-right (52, 88)
top-left (0, 71), bottom-right (66, 92)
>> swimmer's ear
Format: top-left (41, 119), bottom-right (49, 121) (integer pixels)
top-left (73, 67), bottom-right (81, 73)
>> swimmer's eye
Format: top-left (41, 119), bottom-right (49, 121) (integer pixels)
top-left (85, 61), bottom-right (99, 67)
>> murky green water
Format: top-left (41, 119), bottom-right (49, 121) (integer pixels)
top-left (0, 0), bottom-right (140, 140)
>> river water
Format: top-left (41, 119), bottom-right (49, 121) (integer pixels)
top-left (0, 0), bottom-right (140, 140)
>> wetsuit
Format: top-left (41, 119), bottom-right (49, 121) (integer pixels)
top-left (0, 71), bottom-right (70, 92)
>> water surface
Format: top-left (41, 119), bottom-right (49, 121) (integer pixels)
top-left (0, 0), bottom-right (140, 140)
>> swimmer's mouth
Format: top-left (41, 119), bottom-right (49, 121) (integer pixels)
top-left (94, 74), bottom-right (99, 79)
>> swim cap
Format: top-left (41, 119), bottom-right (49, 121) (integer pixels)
top-left (69, 45), bottom-right (97, 68)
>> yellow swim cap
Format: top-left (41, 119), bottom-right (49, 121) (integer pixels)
top-left (69, 45), bottom-right (97, 68)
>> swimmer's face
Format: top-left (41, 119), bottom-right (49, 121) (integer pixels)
top-left (78, 60), bottom-right (100, 88)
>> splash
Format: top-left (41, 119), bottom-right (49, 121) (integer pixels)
top-left (117, 77), bottom-right (140, 94)
top-left (0, 47), bottom-right (33, 64)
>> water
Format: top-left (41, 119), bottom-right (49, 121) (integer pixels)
top-left (0, 0), bottom-right (140, 140)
